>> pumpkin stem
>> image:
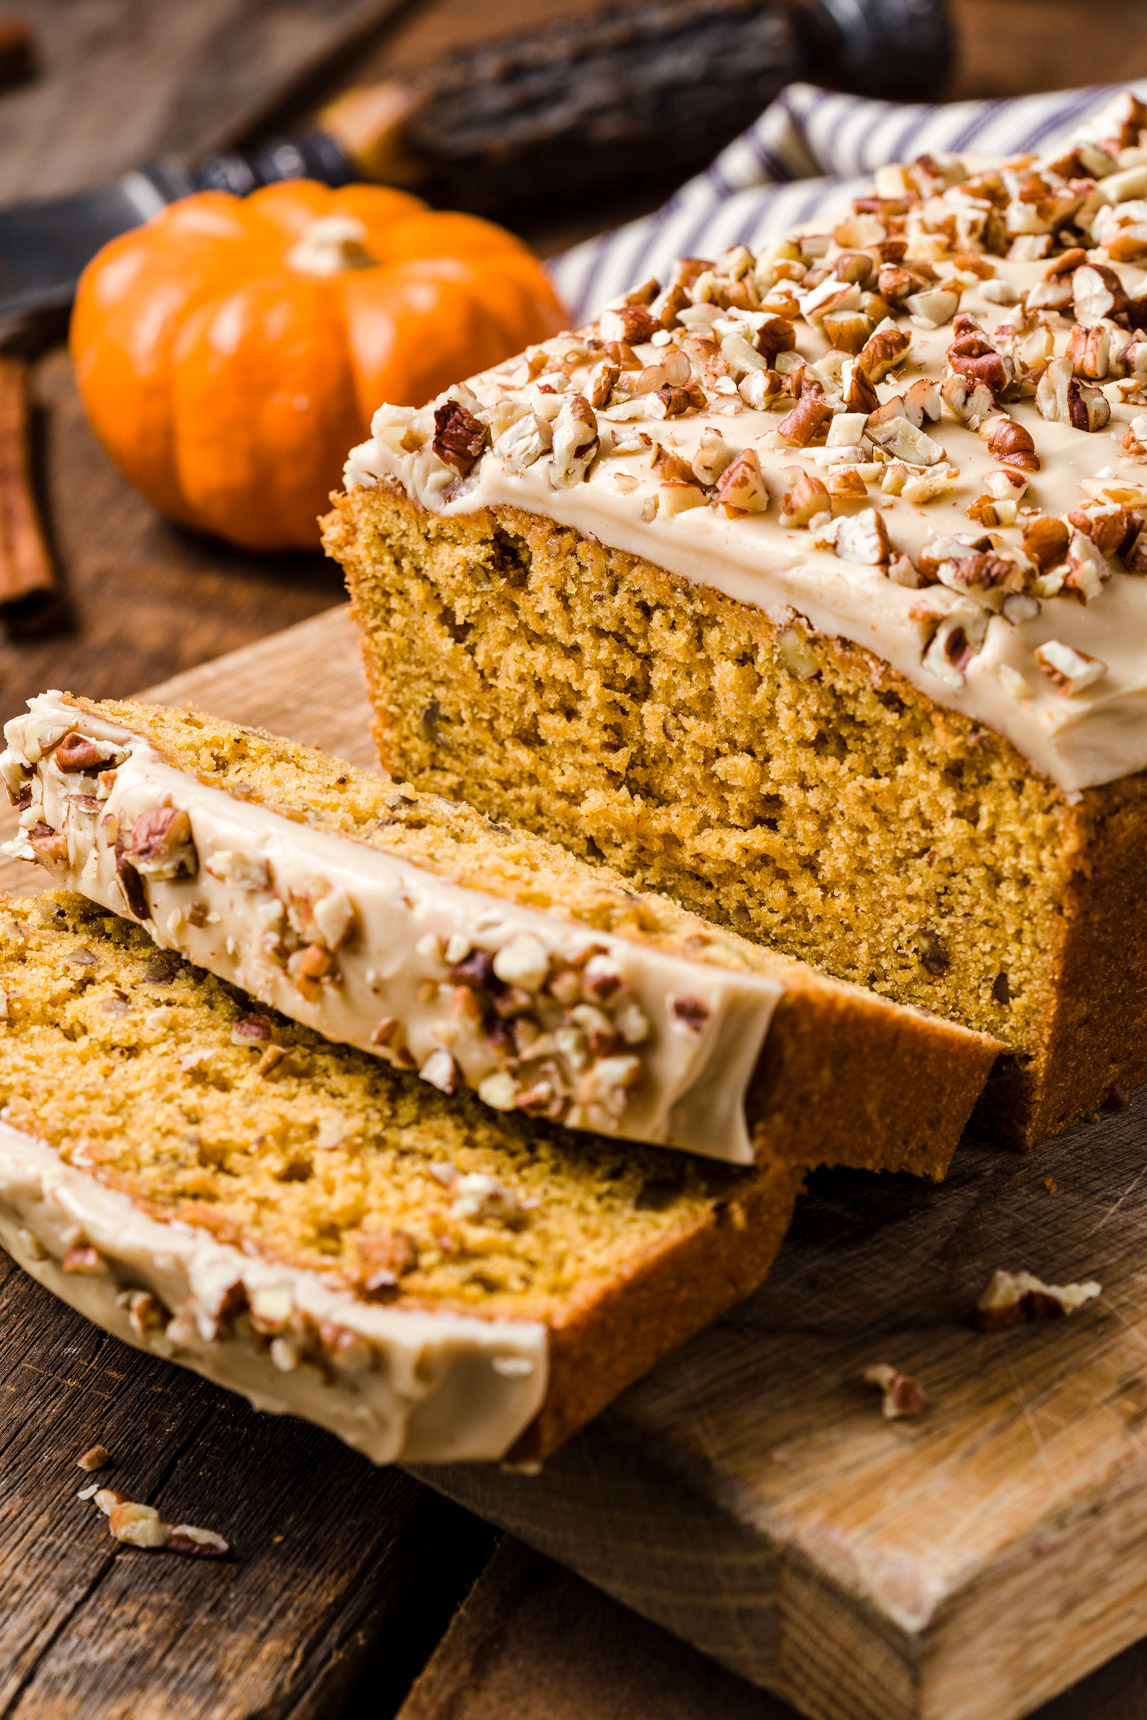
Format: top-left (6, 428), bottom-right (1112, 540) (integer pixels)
top-left (287, 215), bottom-right (377, 276)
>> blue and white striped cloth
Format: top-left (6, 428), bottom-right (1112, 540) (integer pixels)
top-left (549, 79), bottom-right (1147, 324)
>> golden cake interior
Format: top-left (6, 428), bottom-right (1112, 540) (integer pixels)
top-left (327, 489), bottom-right (1114, 1142)
top-left (0, 892), bottom-right (769, 1323)
top-left (76, 693), bottom-right (890, 988)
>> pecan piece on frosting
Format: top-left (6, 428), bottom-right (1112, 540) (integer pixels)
top-left (550, 395), bottom-right (599, 487)
top-left (754, 316), bottom-right (797, 363)
top-left (114, 837), bottom-right (149, 921)
top-left (28, 821), bottom-right (68, 870)
top-left (981, 416), bottom-right (1040, 471)
top-left (1021, 515), bottom-right (1070, 570)
top-left (599, 304), bottom-right (658, 346)
top-left (1071, 263), bottom-right (1130, 325)
top-left (1035, 640), bottom-right (1107, 694)
top-left (432, 400), bottom-right (488, 475)
top-left (126, 806), bottom-right (198, 880)
top-left (775, 393), bottom-right (832, 447)
top-left (712, 449), bottom-right (769, 515)
top-left (54, 732), bottom-right (122, 775)
top-left (856, 327), bottom-right (910, 383)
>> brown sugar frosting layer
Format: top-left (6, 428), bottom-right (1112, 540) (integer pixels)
top-left (324, 92), bottom-right (1147, 1146)
top-left (0, 892), bottom-right (800, 1463)
top-left (1, 695), bottom-right (997, 1179)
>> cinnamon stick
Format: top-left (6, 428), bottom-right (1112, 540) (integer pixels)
top-left (0, 19), bottom-right (36, 89)
top-left (0, 356), bottom-right (55, 615)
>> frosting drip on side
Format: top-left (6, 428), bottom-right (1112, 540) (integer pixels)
top-left (1, 695), bottom-right (783, 1166)
top-left (0, 1119), bottom-right (547, 1465)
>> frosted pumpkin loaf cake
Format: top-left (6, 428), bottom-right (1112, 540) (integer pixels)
top-left (0, 891), bottom-right (801, 1464)
top-left (324, 89), bottom-right (1147, 1149)
top-left (0, 694), bottom-right (996, 1177)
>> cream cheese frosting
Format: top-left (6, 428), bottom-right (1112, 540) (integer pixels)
top-left (0, 1118), bottom-right (547, 1464)
top-left (1, 694), bottom-right (783, 1166)
top-left (344, 92), bottom-right (1147, 795)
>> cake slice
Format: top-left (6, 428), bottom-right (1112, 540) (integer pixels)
top-left (323, 89), bottom-right (1147, 1150)
top-left (0, 891), bottom-right (801, 1464)
top-left (2, 693), bottom-right (996, 1178)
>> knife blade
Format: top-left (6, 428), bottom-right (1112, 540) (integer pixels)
top-left (0, 177), bottom-right (166, 328)
top-left (0, 0), bottom-right (951, 339)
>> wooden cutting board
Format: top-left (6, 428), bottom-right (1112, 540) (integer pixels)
top-left (5, 604), bottom-right (1147, 1720)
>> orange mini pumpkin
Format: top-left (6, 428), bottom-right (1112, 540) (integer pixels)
top-left (70, 180), bottom-right (568, 551)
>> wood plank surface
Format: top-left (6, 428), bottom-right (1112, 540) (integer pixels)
top-left (395, 1536), bottom-right (1147, 1720)
top-left (0, 0), bottom-right (409, 201)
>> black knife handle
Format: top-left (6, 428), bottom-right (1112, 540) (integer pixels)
top-left (139, 129), bottom-right (355, 206)
top-left (137, 0), bottom-right (951, 221)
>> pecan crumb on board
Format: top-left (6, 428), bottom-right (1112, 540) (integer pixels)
top-left (972, 1268), bottom-right (1101, 1330)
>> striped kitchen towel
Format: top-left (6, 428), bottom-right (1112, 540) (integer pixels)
top-left (549, 79), bottom-right (1147, 324)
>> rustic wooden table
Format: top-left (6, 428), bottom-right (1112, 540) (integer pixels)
top-left (4, 3), bottom-right (1147, 1717)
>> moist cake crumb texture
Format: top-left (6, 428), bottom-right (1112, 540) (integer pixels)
top-left (0, 892), bottom-right (758, 1323)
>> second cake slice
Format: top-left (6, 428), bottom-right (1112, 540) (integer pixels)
top-left (2, 693), bottom-right (997, 1175)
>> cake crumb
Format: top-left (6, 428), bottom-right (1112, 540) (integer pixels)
top-left (1044, 1176), bottom-right (1058, 1195)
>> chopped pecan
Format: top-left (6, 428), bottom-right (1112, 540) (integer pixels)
top-left (947, 331), bottom-right (1009, 399)
top-left (1035, 639), bottom-right (1107, 694)
top-left (864, 1363), bottom-right (927, 1418)
top-left (972, 1267), bottom-right (1101, 1330)
top-left (1067, 505), bottom-right (1144, 560)
top-left (668, 994), bottom-right (711, 1033)
top-left (981, 415), bottom-right (1039, 471)
top-left (167, 1524), bottom-right (229, 1558)
top-left (856, 327), bottom-right (911, 382)
top-left (550, 395), bottom-right (599, 486)
top-left (776, 394), bottom-right (832, 447)
top-left (834, 507), bottom-right (891, 566)
top-left (354, 1229), bottom-right (417, 1300)
top-left (753, 316), bottom-right (797, 362)
top-left (54, 733), bottom-right (120, 775)
top-left (1021, 516), bottom-right (1070, 570)
top-left (842, 362), bottom-right (879, 415)
top-left (1072, 263), bottom-right (1129, 324)
top-left (28, 821), bottom-right (68, 869)
top-left (1065, 323), bottom-right (1112, 381)
top-left (432, 401), bottom-right (488, 475)
top-left (127, 806), bottom-right (198, 880)
top-left (780, 468), bottom-right (831, 526)
top-left (599, 304), bottom-right (658, 346)
top-left (653, 384), bottom-right (693, 418)
top-left (712, 448), bottom-right (769, 514)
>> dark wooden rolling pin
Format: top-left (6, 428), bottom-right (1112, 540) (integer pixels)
top-left (163, 0), bottom-right (953, 217)
top-left (0, 0), bottom-right (950, 338)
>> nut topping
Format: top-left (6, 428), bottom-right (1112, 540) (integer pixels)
top-left (432, 400), bottom-right (488, 475)
top-left (864, 1363), bottom-right (928, 1418)
top-left (54, 733), bottom-right (122, 774)
top-left (972, 1268), bottom-right (1101, 1329)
